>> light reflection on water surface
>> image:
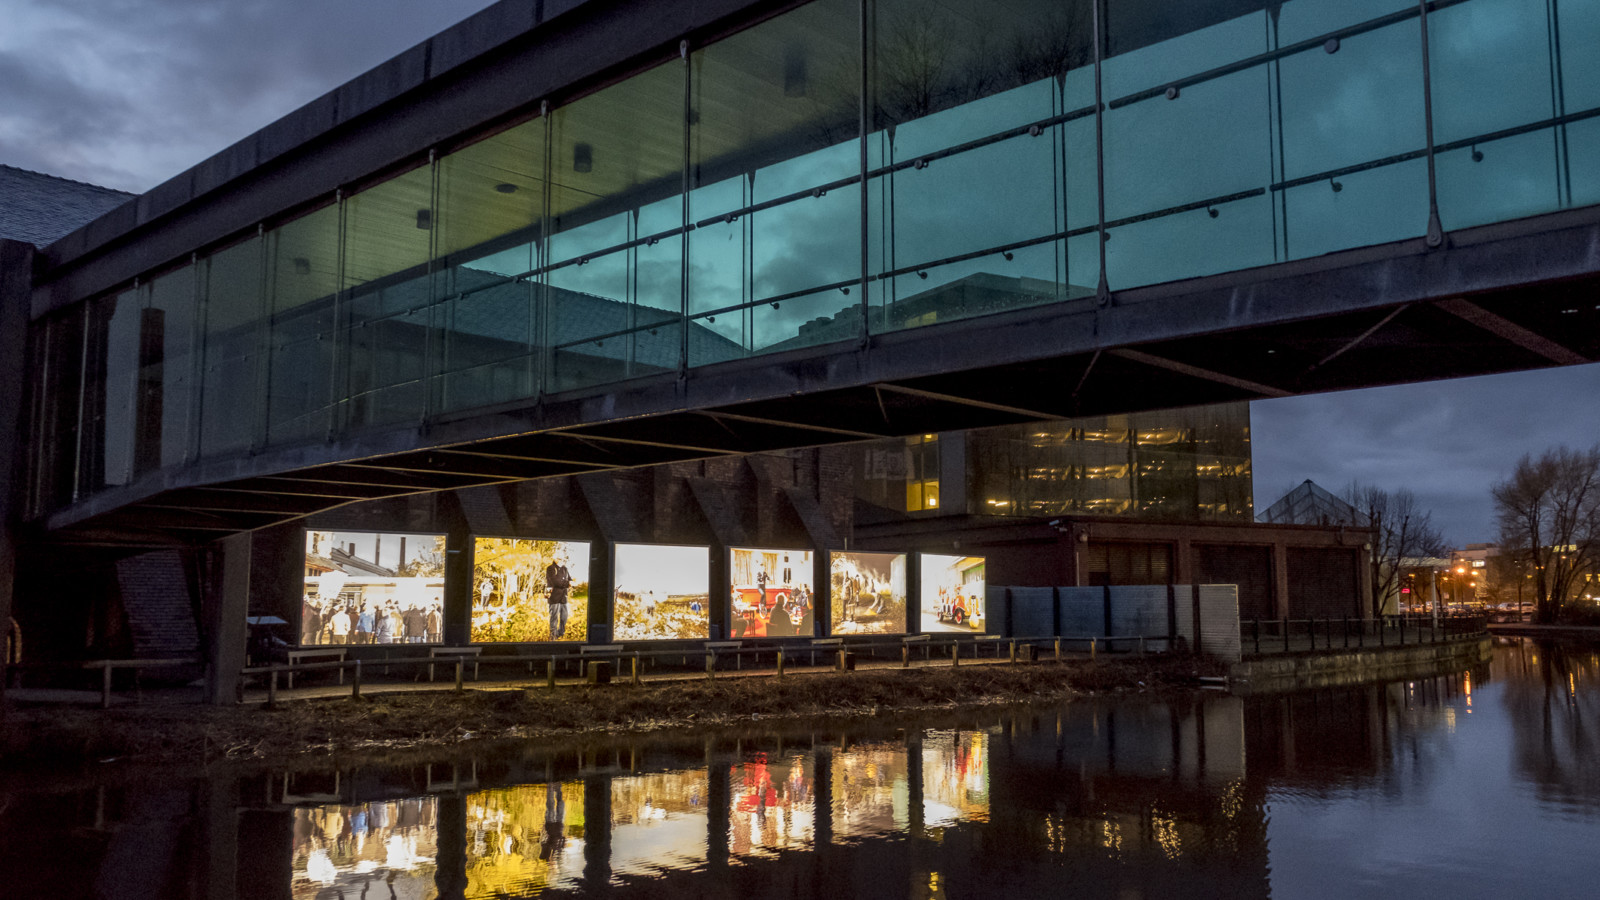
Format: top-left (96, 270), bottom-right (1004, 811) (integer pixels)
top-left (6, 638), bottom-right (1600, 899)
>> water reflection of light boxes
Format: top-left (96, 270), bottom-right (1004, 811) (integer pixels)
top-left (830, 741), bottom-right (910, 837)
top-left (301, 529), bottom-right (446, 645)
top-left (470, 537), bottom-right (591, 643)
top-left (729, 547), bottom-right (815, 639)
top-left (829, 551), bottom-right (908, 636)
top-left (922, 730), bottom-right (990, 827)
top-left (919, 554), bottom-right (987, 633)
top-left (612, 543), bottom-right (711, 640)
top-left (730, 752), bottom-right (816, 858)
top-left (465, 783), bottom-right (586, 896)
top-left (610, 770), bottom-right (710, 878)
top-left (290, 798), bottom-right (440, 900)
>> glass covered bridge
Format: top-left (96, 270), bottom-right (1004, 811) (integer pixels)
top-left (12, 0), bottom-right (1600, 542)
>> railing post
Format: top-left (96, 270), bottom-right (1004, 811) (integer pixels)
top-left (952, 642), bottom-right (960, 667)
top-left (903, 644), bottom-right (910, 668)
top-left (352, 660), bottom-right (362, 700)
top-left (1009, 641), bottom-right (1017, 664)
top-left (632, 654), bottom-right (641, 685)
top-left (267, 667), bottom-right (278, 708)
top-left (1090, 638), bottom-right (1097, 661)
top-left (102, 663), bottom-right (112, 710)
top-left (1282, 618), bottom-right (1290, 653)
top-left (777, 648), bottom-right (785, 679)
top-left (707, 653), bottom-right (716, 679)
top-left (455, 660), bottom-right (464, 692)
top-left (547, 659), bottom-right (556, 689)
top-left (1054, 638), bottom-right (1061, 661)
top-left (1253, 619), bottom-right (1260, 655)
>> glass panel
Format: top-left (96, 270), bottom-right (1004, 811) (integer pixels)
top-left (1569, 117), bottom-right (1600, 208)
top-left (1436, 128), bottom-right (1560, 231)
top-left (1100, 7), bottom-right (1272, 289)
top-left (1278, 17), bottom-right (1427, 258)
top-left (547, 62), bottom-right (685, 392)
top-left (1276, 0), bottom-right (1414, 45)
top-left (1558, 0), bottom-right (1600, 113)
top-left (1105, 192), bottom-right (1277, 289)
top-left (1429, 0), bottom-right (1556, 147)
top-left (144, 266), bottom-right (198, 470)
top-left (341, 165), bottom-right (434, 429)
top-left (689, 0), bottom-right (861, 360)
top-left (1282, 157), bottom-right (1429, 258)
top-left (1104, 70), bottom-right (1273, 288)
top-left (867, 0), bottom-right (1097, 331)
top-left (38, 310), bottom-right (85, 508)
top-left (199, 236), bottom-right (263, 457)
top-left (265, 204), bottom-right (339, 445)
top-left (1102, 2), bottom-right (1265, 96)
top-left (96, 289), bottom-right (139, 488)
top-left (434, 117), bottom-right (547, 412)
top-left (1278, 19), bottom-right (1425, 181)
top-left (78, 295), bottom-right (113, 492)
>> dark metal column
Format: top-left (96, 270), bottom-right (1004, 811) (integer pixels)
top-left (0, 240), bottom-right (34, 693)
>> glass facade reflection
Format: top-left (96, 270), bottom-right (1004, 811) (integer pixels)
top-left (857, 402), bottom-right (1252, 521)
top-left (25, 0), bottom-right (1600, 519)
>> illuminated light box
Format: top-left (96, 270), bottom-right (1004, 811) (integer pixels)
top-left (613, 543), bottom-right (710, 640)
top-left (919, 554), bottom-right (988, 633)
top-left (471, 538), bottom-right (591, 642)
top-left (729, 547), bottom-right (816, 638)
top-left (301, 530), bottom-right (445, 646)
top-left (828, 551), bottom-right (907, 635)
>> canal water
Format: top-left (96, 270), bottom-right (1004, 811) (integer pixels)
top-left (3, 637), bottom-right (1596, 899)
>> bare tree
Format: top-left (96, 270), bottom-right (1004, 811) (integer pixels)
top-left (1343, 483), bottom-right (1448, 618)
top-left (1492, 446), bottom-right (1600, 623)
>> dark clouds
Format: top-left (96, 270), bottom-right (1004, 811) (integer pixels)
top-left (0, 0), bottom-right (497, 191)
top-left (1252, 363), bottom-right (1600, 547)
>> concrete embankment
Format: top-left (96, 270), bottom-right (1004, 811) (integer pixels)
top-left (1228, 636), bottom-right (1493, 694)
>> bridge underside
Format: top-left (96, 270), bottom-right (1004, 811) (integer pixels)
top-left (45, 205), bottom-right (1600, 544)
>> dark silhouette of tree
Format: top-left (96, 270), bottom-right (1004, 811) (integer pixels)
top-left (1492, 445), bottom-right (1600, 623)
top-left (1342, 483), bottom-right (1447, 618)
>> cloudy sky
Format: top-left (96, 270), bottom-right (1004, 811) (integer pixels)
top-left (2, 0), bottom-right (1596, 547)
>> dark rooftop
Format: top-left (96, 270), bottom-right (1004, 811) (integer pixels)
top-left (0, 164), bottom-right (132, 247)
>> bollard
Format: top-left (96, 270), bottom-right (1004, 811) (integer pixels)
top-left (951, 643), bottom-right (960, 667)
top-left (1138, 636), bottom-right (1146, 656)
top-left (777, 648), bottom-right (785, 679)
top-left (1054, 639), bottom-right (1061, 661)
top-left (101, 664), bottom-right (113, 710)
top-left (352, 660), bottom-right (362, 700)
top-left (455, 660), bottom-right (465, 692)
top-left (903, 645), bottom-right (910, 668)
top-left (547, 659), bottom-right (556, 689)
top-left (1090, 638), bottom-right (1097, 661)
top-left (707, 654), bottom-right (716, 679)
top-left (267, 668), bottom-right (278, 708)
top-left (632, 655), bottom-right (640, 685)
top-left (1009, 641), bottom-right (1017, 664)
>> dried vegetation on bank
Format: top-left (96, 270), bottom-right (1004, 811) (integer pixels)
top-left (1, 656), bottom-right (1216, 769)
